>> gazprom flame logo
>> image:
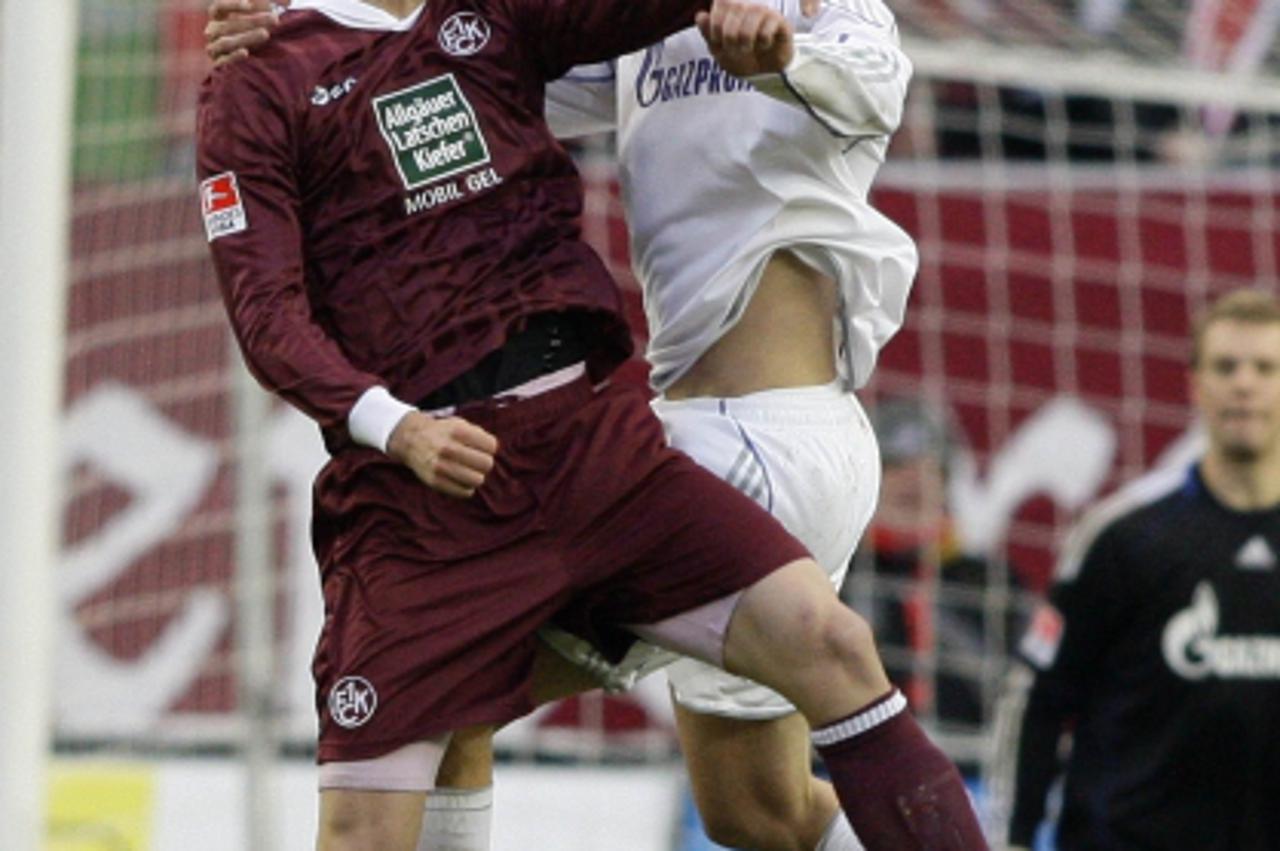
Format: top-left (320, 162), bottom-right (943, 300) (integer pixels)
top-left (1162, 582), bottom-right (1280, 680)
top-left (439, 12), bottom-right (490, 57)
top-left (328, 676), bottom-right (378, 729)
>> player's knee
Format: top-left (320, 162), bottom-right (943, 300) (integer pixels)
top-left (317, 806), bottom-right (371, 851)
top-left (780, 595), bottom-right (877, 673)
top-left (730, 562), bottom-right (884, 697)
top-left (762, 584), bottom-right (828, 654)
top-left (819, 605), bottom-right (878, 671)
top-left (318, 797), bottom-right (404, 851)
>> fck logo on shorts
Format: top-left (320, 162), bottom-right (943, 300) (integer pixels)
top-left (328, 676), bottom-right (378, 729)
top-left (200, 172), bottom-right (248, 242)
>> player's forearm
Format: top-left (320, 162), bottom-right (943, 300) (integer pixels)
top-left (202, 177), bottom-right (380, 438)
top-left (1006, 690), bottom-right (1070, 845)
top-left (199, 75), bottom-right (388, 443)
top-left (228, 303), bottom-right (419, 454)
top-left (207, 226), bottom-right (388, 440)
top-left (217, 269), bottom-right (385, 435)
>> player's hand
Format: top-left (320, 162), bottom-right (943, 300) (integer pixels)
top-left (387, 411), bottom-right (499, 499)
top-left (800, 0), bottom-right (821, 16)
top-left (205, 0), bottom-right (284, 66)
top-left (696, 0), bottom-right (795, 78)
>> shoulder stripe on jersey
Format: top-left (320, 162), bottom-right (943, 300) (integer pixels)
top-left (836, 45), bottom-right (904, 83)
top-left (1054, 465), bottom-right (1188, 584)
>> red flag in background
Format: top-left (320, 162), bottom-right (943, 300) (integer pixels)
top-left (1184, 0), bottom-right (1280, 134)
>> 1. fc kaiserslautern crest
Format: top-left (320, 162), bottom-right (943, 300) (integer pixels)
top-left (439, 12), bottom-right (490, 57)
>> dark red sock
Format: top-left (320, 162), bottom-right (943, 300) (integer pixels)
top-left (813, 690), bottom-right (990, 851)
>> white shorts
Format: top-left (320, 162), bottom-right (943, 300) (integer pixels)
top-left (652, 381), bottom-right (881, 719)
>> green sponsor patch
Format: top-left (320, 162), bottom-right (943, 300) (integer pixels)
top-left (373, 73), bottom-right (491, 190)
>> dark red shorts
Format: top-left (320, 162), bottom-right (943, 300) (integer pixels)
top-left (310, 378), bottom-right (808, 762)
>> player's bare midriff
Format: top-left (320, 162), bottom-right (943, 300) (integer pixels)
top-left (665, 249), bottom-right (840, 400)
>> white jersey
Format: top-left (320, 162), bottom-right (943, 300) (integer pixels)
top-left (545, 0), bottom-right (918, 392)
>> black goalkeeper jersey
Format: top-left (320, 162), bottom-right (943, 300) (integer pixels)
top-left (1009, 464), bottom-right (1280, 851)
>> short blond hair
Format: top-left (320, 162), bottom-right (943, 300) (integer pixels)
top-left (1191, 289), bottom-right (1280, 367)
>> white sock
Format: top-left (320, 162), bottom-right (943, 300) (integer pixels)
top-left (815, 811), bottom-right (865, 851)
top-left (419, 786), bottom-right (493, 851)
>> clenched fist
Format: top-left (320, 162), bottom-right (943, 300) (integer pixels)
top-left (696, 0), bottom-right (796, 78)
top-left (387, 411), bottom-right (499, 499)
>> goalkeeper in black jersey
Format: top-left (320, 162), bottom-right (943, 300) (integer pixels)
top-left (1003, 288), bottom-right (1280, 851)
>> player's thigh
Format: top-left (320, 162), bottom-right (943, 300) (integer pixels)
top-left (435, 725), bottom-right (496, 789)
top-left (530, 634), bottom-right (608, 703)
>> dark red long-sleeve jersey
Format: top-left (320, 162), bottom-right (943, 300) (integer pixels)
top-left (196, 0), bottom-right (707, 452)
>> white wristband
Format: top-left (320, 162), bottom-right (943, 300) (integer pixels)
top-left (348, 386), bottom-right (416, 453)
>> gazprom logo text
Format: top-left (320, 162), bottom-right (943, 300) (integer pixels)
top-left (1162, 583), bottom-right (1280, 680)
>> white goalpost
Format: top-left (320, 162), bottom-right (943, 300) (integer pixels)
top-left (0, 1), bottom-right (78, 849)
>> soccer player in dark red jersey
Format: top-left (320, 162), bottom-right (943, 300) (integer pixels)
top-left (196, 0), bottom-right (990, 849)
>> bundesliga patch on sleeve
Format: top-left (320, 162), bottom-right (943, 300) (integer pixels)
top-left (1019, 602), bottom-right (1065, 670)
top-left (200, 172), bottom-right (248, 241)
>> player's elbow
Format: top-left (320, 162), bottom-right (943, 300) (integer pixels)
top-left (835, 82), bottom-right (906, 138)
top-left (869, 52), bottom-right (911, 133)
top-left (852, 50), bottom-right (910, 135)
top-left (866, 84), bottom-right (907, 135)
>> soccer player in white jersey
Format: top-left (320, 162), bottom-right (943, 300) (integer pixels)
top-left (206, 2), bottom-right (920, 849)
top-left (538, 4), bottom-right (916, 850)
